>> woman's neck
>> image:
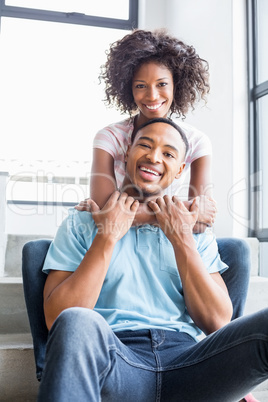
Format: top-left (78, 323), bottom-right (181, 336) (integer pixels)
top-left (133, 113), bottom-right (149, 131)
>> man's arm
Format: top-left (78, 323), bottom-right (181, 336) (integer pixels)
top-left (148, 196), bottom-right (233, 335)
top-left (43, 192), bottom-right (139, 331)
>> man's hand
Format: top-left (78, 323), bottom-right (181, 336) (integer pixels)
top-left (148, 195), bottom-right (199, 244)
top-left (85, 191), bottom-right (139, 242)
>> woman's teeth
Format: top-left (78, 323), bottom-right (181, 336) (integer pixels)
top-left (146, 103), bottom-right (162, 110)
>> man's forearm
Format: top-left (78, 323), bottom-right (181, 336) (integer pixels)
top-left (44, 234), bottom-right (116, 330)
top-left (171, 234), bottom-right (233, 334)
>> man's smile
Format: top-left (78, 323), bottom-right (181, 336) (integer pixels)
top-left (138, 164), bottom-right (162, 180)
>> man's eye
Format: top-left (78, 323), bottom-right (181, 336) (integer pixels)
top-left (164, 152), bottom-right (174, 158)
top-left (139, 143), bottom-right (150, 148)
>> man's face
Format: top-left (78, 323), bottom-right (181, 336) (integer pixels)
top-left (124, 122), bottom-right (186, 199)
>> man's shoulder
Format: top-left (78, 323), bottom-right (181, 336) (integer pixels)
top-left (193, 230), bottom-right (217, 250)
top-left (64, 208), bottom-right (96, 235)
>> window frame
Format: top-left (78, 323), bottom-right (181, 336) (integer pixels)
top-left (247, 0), bottom-right (268, 241)
top-left (0, 0), bottom-right (138, 30)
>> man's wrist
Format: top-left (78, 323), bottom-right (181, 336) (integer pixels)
top-left (94, 232), bottom-right (118, 248)
top-left (169, 230), bottom-right (195, 249)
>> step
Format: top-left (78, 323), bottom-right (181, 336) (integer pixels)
top-left (0, 334), bottom-right (39, 401)
top-left (244, 276), bottom-right (268, 316)
top-left (4, 234), bottom-right (52, 277)
top-left (0, 277), bottom-right (30, 334)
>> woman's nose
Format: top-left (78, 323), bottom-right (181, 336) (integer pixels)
top-left (146, 86), bottom-right (159, 100)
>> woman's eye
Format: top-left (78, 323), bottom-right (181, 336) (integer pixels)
top-left (139, 143), bottom-right (150, 148)
top-left (136, 84), bottom-right (145, 89)
top-left (158, 82), bottom-right (168, 87)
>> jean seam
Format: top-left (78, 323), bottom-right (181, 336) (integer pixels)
top-left (112, 347), bottom-right (157, 372)
top-left (157, 334), bottom-right (268, 371)
top-left (152, 349), bottom-right (162, 402)
top-left (98, 346), bottom-right (117, 380)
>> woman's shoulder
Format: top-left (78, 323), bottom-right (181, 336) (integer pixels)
top-left (172, 118), bottom-right (208, 141)
top-left (96, 117), bottom-right (134, 137)
top-left (171, 118), bottom-right (212, 161)
top-left (93, 117), bottom-right (134, 156)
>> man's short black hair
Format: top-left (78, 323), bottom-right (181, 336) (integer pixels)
top-left (131, 117), bottom-right (189, 158)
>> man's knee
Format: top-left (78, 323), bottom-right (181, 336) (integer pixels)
top-left (217, 237), bottom-right (250, 265)
top-left (50, 307), bottom-right (109, 345)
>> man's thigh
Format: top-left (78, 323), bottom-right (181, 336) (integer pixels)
top-left (160, 309), bottom-right (268, 401)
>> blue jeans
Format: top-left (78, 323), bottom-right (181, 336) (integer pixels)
top-left (38, 307), bottom-right (268, 402)
top-left (217, 238), bottom-right (250, 320)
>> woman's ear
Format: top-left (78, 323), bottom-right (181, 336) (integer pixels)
top-left (175, 162), bottom-right (186, 179)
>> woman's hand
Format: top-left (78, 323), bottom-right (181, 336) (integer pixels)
top-left (75, 199), bottom-right (92, 212)
top-left (196, 195), bottom-right (217, 227)
top-left (81, 191), bottom-right (139, 242)
top-left (183, 196), bottom-right (217, 233)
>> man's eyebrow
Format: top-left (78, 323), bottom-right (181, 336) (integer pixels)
top-left (137, 136), bottom-right (179, 153)
top-left (137, 136), bottom-right (154, 143)
top-left (164, 144), bottom-right (179, 153)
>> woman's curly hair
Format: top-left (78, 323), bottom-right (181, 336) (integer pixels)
top-left (100, 29), bottom-right (210, 117)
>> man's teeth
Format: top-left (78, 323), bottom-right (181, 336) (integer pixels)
top-left (140, 167), bottom-right (160, 176)
top-left (146, 104), bottom-right (161, 110)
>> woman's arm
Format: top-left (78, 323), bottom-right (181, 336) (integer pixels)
top-left (90, 148), bottom-right (117, 209)
top-left (189, 156), bottom-right (217, 232)
top-left (189, 155), bottom-right (213, 199)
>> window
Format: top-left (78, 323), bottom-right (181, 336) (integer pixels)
top-left (5, 0), bottom-right (130, 20)
top-left (1, 0), bottom-right (138, 29)
top-left (248, 0), bottom-right (268, 241)
top-left (0, 0), bottom-right (138, 235)
top-left (0, 0), bottom-right (138, 204)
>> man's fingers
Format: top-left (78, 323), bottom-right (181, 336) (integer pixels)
top-left (130, 199), bottom-right (139, 212)
top-left (156, 196), bottom-right (166, 208)
top-left (147, 200), bottom-right (160, 213)
top-left (124, 195), bottom-right (139, 210)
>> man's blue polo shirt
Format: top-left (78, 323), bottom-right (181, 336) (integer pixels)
top-left (43, 209), bottom-right (228, 340)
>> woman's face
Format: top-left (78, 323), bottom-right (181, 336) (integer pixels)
top-left (132, 62), bottom-right (174, 122)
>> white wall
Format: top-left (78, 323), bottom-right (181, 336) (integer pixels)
top-left (139, 0), bottom-right (249, 238)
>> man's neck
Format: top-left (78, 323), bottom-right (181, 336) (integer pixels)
top-left (121, 177), bottom-right (164, 203)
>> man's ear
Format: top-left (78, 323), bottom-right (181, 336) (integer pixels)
top-left (125, 145), bottom-right (131, 162)
top-left (175, 162), bottom-right (186, 179)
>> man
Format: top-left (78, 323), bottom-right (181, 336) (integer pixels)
top-left (38, 118), bottom-right (268, 402)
